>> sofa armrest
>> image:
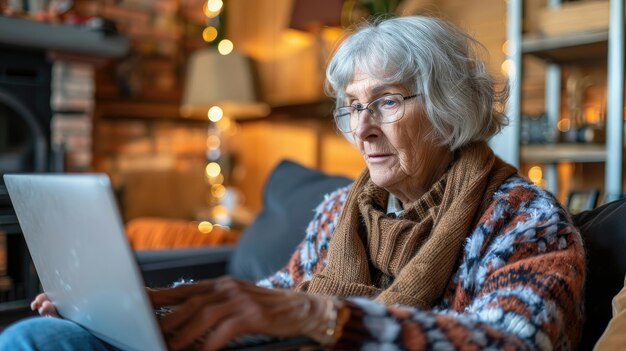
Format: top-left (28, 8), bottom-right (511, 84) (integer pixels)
top-left (135, 245), bottom-right (235, 287)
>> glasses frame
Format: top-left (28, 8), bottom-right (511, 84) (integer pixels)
top-left (333, 93), bottom-right (418, 133)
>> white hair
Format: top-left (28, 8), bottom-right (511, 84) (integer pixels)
top-left (325, 16), bottom-right (508, 151)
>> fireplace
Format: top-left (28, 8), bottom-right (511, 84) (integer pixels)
top-left (0, 46), bottom-right (51, 309)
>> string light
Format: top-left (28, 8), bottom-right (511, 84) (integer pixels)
top-left (201, 0), bottom-right (236, 226)
top-left (206, 135), bottom-right (221, 149)
top-left (528, 166), bottom-right (543, 185)
top-left (205, 162), bottom-right (221, 178)
top-left (203, 0), bottom-right (222, 17)
top-left (202, 27), bottom-right (218, 42)
top-left (211, 184), bottom-right (226, 198)
top-left (218, 39), bottom-right (234, 55)
top-left (501, 59), bottom-right (515, 77)
top-left (207, 0), bottom-right (223, 12)
top-left (198, 221), bottom-right (214, 233)
top-left (212, 205), bottom-right (228, 218)
top-left (208, 173), bottom-right (224, 185)
top-left (208, 106), bottom-right (223, 122)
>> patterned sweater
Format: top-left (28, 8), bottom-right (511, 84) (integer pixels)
top-left (258, 175), bottom-right (585, 350)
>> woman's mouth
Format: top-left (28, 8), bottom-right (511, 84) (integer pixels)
top-left (366, 153), bottom-right (393, 163)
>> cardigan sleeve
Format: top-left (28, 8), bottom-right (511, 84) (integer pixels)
top-left (331, 183), bottom-right (586, 350)
top-left (256, 186), bottom-right (350, 289)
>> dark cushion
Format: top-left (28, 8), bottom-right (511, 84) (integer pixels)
top-left (572, 198), bottom-right (626, 350)
top-left (228, 159), bottom-right (352, 282)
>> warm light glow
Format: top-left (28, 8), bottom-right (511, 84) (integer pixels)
top-left (206, 135), bottom-right (221, 149)
top-left (218, 39), bottom-right (234, 55)
top-left (585, 106), bottom-right (600, 124)
top-left (208, 106), bottom-right (223, 122)
top-left (212, 205), bottom-right (228, 218)
top-left (557, 118), bottom-right (571, 132)
top-left (501, 40), bottom-right (516, 56)
top-left (216, 116), bottom-right (232, 131)
top-left (283, 30), bottom-right (313, 47)
top-left (501, 59), bottom-right (515, 77)
top-left (528, 166), bottom-right (543, 185)
top-left (198, 221), bottom-right (213, 233)
top-left (225, 121), bottom-right (239, 137)
top-left (202, 27), bottom-right (218, 42)
top-left (207, 0), bottom-right (223, 12)
top-left (205, 162), bottom-right (221, 178)
top-left (208, 173), bottom-right (224, 185)
top-left (211, 184), bottom-right (226, 198)
top-left (203, 0), bottom-right (221, 17)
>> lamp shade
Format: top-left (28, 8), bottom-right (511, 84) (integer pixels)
top-left (181, 48), bottom-right (269, 119)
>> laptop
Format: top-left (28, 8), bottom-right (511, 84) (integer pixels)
top-left (4, 173), bottom-right (313, 351)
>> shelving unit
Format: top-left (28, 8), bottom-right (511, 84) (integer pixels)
top-left (492, 0), bottom-right (624, 202)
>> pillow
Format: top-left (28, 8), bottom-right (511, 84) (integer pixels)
top-left (228, 159), bottom-right (352, 282)
top-left (572, 198), bottom-right (626, 350)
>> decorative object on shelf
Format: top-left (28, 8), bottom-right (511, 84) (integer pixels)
top-left (566, 188), bottom-right (600, 214)
top-left (520, 113), bottom-right (556, 144)
top-left (562, 68), bottom-right (606, 144)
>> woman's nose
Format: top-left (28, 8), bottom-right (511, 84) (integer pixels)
top-left (354, 109), bottom-right (377, 138)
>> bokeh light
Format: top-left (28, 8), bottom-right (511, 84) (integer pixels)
top-left (205, 162), bottom-right (221, 178)
top-left (211, 184), bottom-right (226, 198)
top-left (198, 221), bottom-right (213, 233)
top-left (218, 39), bottom-right (234, 55)
top-left (528, 166), bottom-right (543, 185)
top-left (202, 27), bottom-right (218, 42)
top-left (208, 106), bottom-right (223, 122)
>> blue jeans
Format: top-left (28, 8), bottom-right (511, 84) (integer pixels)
top-left (0, 317), bottom-right (120, 351)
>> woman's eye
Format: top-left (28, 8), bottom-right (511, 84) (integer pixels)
top-left (381, 99), bottom-right (398, 108)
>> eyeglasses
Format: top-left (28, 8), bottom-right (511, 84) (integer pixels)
top-left (333, 93), bottom-right (418, 133)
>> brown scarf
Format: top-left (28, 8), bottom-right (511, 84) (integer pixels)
top-left (298, 141), bottom-right (517, 308)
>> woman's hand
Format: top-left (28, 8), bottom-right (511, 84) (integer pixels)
top-left (148, 276), bottom-right (333, 351)
top-left (30, 293), bottom-right (60, 318)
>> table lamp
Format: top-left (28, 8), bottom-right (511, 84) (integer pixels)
top-left (180, 48), bottom-right (269, 120)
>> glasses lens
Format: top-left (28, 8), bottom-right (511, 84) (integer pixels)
top-left (333, 107), bottom-right (354, 133)
top-left (371, 94), bottom-right (404, 123)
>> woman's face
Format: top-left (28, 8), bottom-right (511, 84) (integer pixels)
top-left (345, 70), bottom-right (452, 203)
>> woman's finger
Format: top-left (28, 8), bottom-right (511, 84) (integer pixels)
top-left (168, 299), bottom-right (240, 351)
top-left (30, 293), bottom-right (47, 311)
top-left (201, 315), bottom-right (249, 351)
top-left (159, 291), bottom-right (226, 333)
top-left (149, 280), bottom-right (215, 307)
top-left (39, 301), bottom-right (59, 317)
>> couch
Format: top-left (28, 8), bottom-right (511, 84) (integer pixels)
top-left (135, 159), bottom-right (626, 349)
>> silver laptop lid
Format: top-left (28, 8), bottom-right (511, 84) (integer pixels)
top-left (4, 173), bottom-right (167, 351)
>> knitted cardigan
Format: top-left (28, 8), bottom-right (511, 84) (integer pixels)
top-left (258, 175), bottom-right (585, 350)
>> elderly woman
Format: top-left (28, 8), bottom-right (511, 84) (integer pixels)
top-left (1, 16), bottom-right (584, 351)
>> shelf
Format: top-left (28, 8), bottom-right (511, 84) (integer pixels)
top-left (0, 17), bottom-right (129, 58)
top-left (521, 143), bottom-right (606, 163)
top-left (522, 29), bottom-right (608, 63)
top-left (96, 101), bottom-right (213, 123)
